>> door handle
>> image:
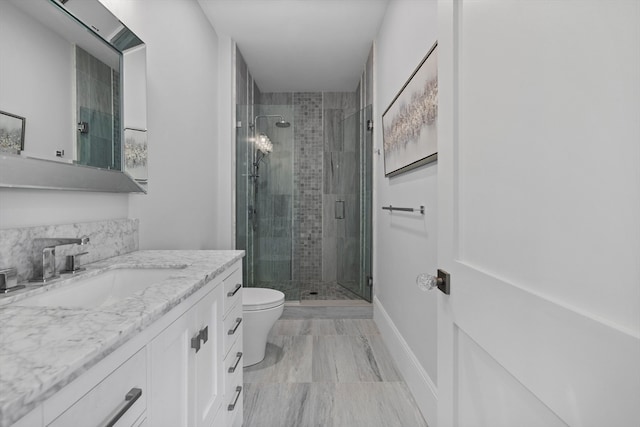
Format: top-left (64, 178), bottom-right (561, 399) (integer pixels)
top-left (416, 269), bottom-right (450, 295)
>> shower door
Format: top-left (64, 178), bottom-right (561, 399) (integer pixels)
top-left (236, 104), bottom-right (295, 297)
top-left (236, 104), bottom-right (254, 285)
top-left (335, 105), bottom-right (373, 302)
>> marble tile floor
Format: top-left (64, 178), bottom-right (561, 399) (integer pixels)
top-left (243, 307), bottom-right (428, 427)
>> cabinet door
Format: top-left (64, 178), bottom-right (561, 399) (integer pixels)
top-left (193, 285), bottom-right (224, 427)
top-left (149, 310), bottom-right (194, 427)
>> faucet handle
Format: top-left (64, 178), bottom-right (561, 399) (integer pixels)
top-left (63, 251), bottom-right (89, 274)
top-left (0, 267), bottom-right (25, 294)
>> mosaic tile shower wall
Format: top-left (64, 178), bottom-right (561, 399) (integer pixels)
top-left (293, 93), bottom-right (324, 281)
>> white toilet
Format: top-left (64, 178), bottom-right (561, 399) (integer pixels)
top-left (242, 287), bottom-right (285, 367)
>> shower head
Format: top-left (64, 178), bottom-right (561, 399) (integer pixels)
top-left (275, 119), bottom-right (290, 128)
top-left (252, 114), bottom-right (290, 129)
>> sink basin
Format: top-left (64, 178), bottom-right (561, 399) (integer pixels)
top-left (19, 268), bottom-right (185, 308)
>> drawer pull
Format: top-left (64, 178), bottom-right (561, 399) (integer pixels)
top-left (228, 352), bottom-right (243, 373)
top-left (199, 325), bottom-right (209, 344)
top-left (227, 386), bottom-right (242, 411)
top-left (100, 387), bottom-right (142, 427)
top-left (227, 283), bottom-right (242, 297)
top-left (228, 317), bottom-right (242, 335)
top-left (191, 334), bottom-right (201, 353)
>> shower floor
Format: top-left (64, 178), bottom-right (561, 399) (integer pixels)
top-left (253, 281), bottom-right (366, 302)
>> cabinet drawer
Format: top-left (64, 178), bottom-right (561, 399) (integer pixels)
top-left (223, 302), bottom-right (242, 357)
top-left (224, 333), bottom-right (243, 386)
top-left (48, 348), bottom-right (146, 427)
top-left (224, 330), bottom-right (243, 427)
top-left (225, 358), bottom-right (243, 426)
top-left (223, 266), bottom-right (243, 316)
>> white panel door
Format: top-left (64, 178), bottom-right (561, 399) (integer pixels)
top-left (437, 1), bottom-right (640, 426)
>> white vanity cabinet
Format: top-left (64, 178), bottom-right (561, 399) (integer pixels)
top-left (221, 266), bottom-right (244, 427)
top-left (148, 284), bottom-right (224, 427)
top-left (142, 259), bottom-right (244, 427)
top-left (6, 255), bottom-right (245, 427)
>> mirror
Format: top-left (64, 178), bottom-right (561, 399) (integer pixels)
top-left (0, 0), bottom-right (147, 192)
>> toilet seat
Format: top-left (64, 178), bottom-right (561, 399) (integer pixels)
top-left (243, 287), bottom-right (285, 311)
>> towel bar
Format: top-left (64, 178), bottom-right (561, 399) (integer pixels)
top-left (381, 205), bottom-right (425, 214)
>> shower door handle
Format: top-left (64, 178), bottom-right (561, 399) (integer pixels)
top-left (335, 200), bottom-right (345, 219)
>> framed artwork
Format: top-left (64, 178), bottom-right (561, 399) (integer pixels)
top-left (382, 41), bottom-right (438, 177)
top-left (124, 127), bottom-right (148, 185)
top-left (0, 110), bottom-right (26, 154)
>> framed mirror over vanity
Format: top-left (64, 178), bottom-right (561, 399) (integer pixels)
top-left (0, 0), bottom-right (148, 193)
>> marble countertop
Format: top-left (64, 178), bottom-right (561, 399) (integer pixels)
top-left (0, 250), bottom-right (244, 427)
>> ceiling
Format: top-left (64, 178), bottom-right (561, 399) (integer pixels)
top-left (197, 0), bottom-right (390, 93)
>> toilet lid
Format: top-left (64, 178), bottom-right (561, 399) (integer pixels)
top-left (243, 287), bottom-right (285, 311)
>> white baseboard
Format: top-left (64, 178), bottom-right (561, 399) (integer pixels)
top-left (373, 296), bottom-right (438, 427)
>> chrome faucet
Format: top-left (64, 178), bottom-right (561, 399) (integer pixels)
top-left (0, 267), bottom-right (23, 294)
top-left (30, 236), bottom-right (90, 282)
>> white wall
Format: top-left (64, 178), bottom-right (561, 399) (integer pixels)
top-left (114, 0), bottom-right (222, 250)
top-left (216, 35), bottom-right (236, 250)
top-left (1, 1), bottom-right (226, 253)
top-left (373, 0), bottom-right (438, 424)
top-left (123, 45), bottom-right (147, 131)
top-left (0, 190), bottom-right (129, 229)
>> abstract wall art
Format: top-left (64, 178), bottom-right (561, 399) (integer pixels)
top-left (124, 127), bottom-right (148, 186)
top-left (0, 110), bottom-right (25, 155)
top-left (382, 42), bottom-right (438, 177)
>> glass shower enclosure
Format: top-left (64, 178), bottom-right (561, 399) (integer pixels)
top-left (236, 104), bottom-right (294, 293)
top-left (236, 103), bottom-right (372, 302)
top-left (334, 105), bottom-right (373, 301)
